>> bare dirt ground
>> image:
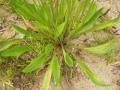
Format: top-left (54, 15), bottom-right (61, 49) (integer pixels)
top-left (0, 0), bottom-right (120, 90)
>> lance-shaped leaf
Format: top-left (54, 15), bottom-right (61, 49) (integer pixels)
top-left (52, 55), bottom-right (61, 85)
top-left (82, 0), bottom-right (97, 24)
top-left (42, 60), bottom-right (53, 90)
top-left (83, 39), bottom-right (116, 55)
top-left (40, 0), bottom-right (54, 25)
top-left (57, 0), bottom-right (67, 22)
top-left (75, 0), bottom-right (90, 20)
top-left (23, 54), bottom-right (47, 73)
top-left (89, 14), bottom-right (120, 32)
top-left (22, 44), bottom-right (53, 73)
top-left (71, 0), bottom-right (78, 10)
top-left (13, 24), bottom-right (39, 38)
top-left (75, 56), bottom-right (109, 86)
top-left (36, 22), bottom-right (49, 32)
top-left (62, 48), bottom-right (73, 67)
top-left (1, 45), bottom-right (32, 57)
top-left (77, 8), bottom-right (103, 34)
top-left (11, 0), bottom-right (41, 21)
top-left (0, 39), bottom-right (23, 52)
top-left (38, 5), bottom-right (48, 21)
top-left (70, 8), bottom-right (103, 37)
top-left (56, 21), bottom-right (66, 37)
top-left (35, 22), bottom-right (53, 36)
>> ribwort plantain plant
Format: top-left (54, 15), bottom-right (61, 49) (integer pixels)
top-left (0, 0), bottom-right (120, 90)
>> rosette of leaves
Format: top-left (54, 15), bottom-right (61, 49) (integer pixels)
top-left (0, 0), bottom-right (120, 90)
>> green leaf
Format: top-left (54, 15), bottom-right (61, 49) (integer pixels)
top-left (52, 54), bottom-right (61, 85)
top-left (72, 0), bottom-right (78, 10)
top-left (11, 0), bottom-right (41, 21)
top-left (0, 39), bottom-right (23, 52)
top-left (72, 0), bottom-right (79, 8)
top-left (78, 8), bottom-right (103, 35)
top-left (23, 54), bottom-right (47, 73)
top-left (38, 5), bottom-right (48, 21)
top-left (35, 22), bottom-right (53, 36)
top-left (40, 0), bottom-right (54, 25)
top-left (75, 56), bottom-right (109, 86)
top-left (75, 0), bottom-right (90, 20)
top-left (70, 8), bottom-right (103, 37)
top-left (13, 24), bottom-right (39, 38)
top-left (83, 39), bottom-right (116, 54)
top-left (82, 0), bottom-right (97, 24)
top-left (36, 22), bottom-right (49, 32)
top-left (1, 45), bottom-right (32, 57)
top-left (22, 44), bottom-right (53, 73)
top-left (42, 60), bottom-right (53, 90)
top-left (62, 48), bottom-right (73, 67)
top-left (56, 21), bottom-right (66, 37)
top-left (57, 0), bottom-right (67, 22)
top-left (89, 14), bottom-right (120, 32)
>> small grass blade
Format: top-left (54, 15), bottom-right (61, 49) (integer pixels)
top-left (71, 0), bottom-right (78, 10)
top-left (0, 39), bottom-right (23, 52)
top-left (42, 60), bottom-right (53, 90)
top-left (82, 0), bottom-right (97, 24)
top-left (23, 44), bottom-right (53, 73)
top-left (52, 54), bottom-right (61, 85)
top-left (57, 0), bottom-right (67, 22)
top-left (38, 5), bottom-right (48, 21)
top-left (83, 39), bottom-right (116, 55)
top-left (1, 45), bottom-right (32, 57)
top-left (89, 14), bottom-right (120, 32)
top-left (62, 48), bottom-right (73, 67)
top-left (56, 21), bottom-right (66, 38)
top-left (77, 8), bottom-right (103, 34)
top-left (23, 54), bottom-right (47, 73)
top-left (13, 24), bottom-right (39, 38)
top-left (70, 8), bottom-right (103, 38)
top-left (11, 0), bottom-right (40, 21)
top-left (75, 0), bottom-right (89, 21)
top-left (75, 56), bottom-right (110, 86)
top-left (36, 22), bottom-right (49, 32)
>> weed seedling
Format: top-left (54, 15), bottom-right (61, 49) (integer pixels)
top-left (0, 0), bottom-right (120, 90)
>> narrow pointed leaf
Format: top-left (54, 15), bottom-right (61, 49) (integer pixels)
top-left (70, 8), bottom-right (103, 37)
top-left (11, 0), bottom-right (40, 21)
top-left (72, 0), bottom-right (78, 10)
top-left (57, 21), bottom-right (66, 37)
top-left (52, 55), bottom-right (61, 85)
top-left (83, 39), bottom-right (116, 54)
top-left (0, 39), bottom-right (23, 52)
top-left (83, 1), bottom-right (97, 23)
top-left (1, 45), bottom-right (32, 57)
top-left (42, 60), bottom-right (53, 90)
top-left (23, 44), bottom-right (53, 73)
top-left (23, 54), bottom-right (47, 73)
top-left (13, 24), bottom-right (39, 38)
top-left (62, 48), bottom-right (73, 67)
top-left (90, 14), bottom-right (120, 32)
top-left (78, 8), bottom-right (103, 34)
top-left (76, 0), bottom-right (90, 20)
top-left (58, 0), bottom-right (67, 22)
top-left (75, 56), bottom-right (110, 86)
top-left (36, 22), bottom-right (49, 32)
top-left (38, 6), bottom-right (48, 21)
